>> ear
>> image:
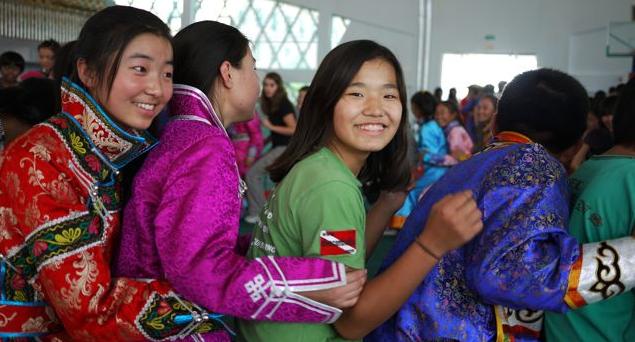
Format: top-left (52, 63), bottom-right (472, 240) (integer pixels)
top-left (218, 61), bottom-right (233, 89)
top-left (76, 58), bottom-right (97, 89)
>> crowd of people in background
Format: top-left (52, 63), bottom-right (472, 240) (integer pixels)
top-left (0, 5), bottom-right (634, 341)
top-left (2, 41), bottom-right (628, 223)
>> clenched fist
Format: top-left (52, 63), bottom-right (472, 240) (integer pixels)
top-left (417, 190), bottom-right (483, 258)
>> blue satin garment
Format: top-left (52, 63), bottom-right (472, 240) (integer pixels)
top-left (368, 143), bottom-right (581, 342)
top-left (395, 120), bottom-right (451, 219)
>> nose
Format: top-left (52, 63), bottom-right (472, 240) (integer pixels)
top-left (145, 74), bottom-right (164, 98)
top-left (362, 94), bottom-right (383, 117)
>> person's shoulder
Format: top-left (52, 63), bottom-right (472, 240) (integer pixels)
top-left (423, 120), bottom-right (442, 131)
top-left (285, 150), bottom-right (359, 193)
top-left (163, 120), bottom-right (229, 148)
top-left (279, 98), bottom-right (295, 114)
top-left (158, 121), bottom-right (234, 165)
top-left (485, 143), bottom-right (565, 188)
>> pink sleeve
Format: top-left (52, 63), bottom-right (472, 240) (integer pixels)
top-left (448, 126), bottom-right (474, 157)
top-left (154, 135), bottom-right (345, 324)
top-left (246, 115), bottom-right (264, 158)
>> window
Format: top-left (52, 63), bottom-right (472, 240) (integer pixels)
top-left (331, 15), bottom-right (351, 49)
top-left (440, 53), bottom-right (538, 99)
top-left (114, 0), bottom-right (182, 34)
top-left (194, 0), bottom-right (319, 70)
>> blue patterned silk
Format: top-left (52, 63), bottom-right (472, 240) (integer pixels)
top-left (368, 143), bottom-right (580, 342)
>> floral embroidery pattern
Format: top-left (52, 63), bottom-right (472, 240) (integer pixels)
top-left (69, 132), bottom-right (86, 155)
top-left (137, 293), bottom-right (223, 340)
top-left (4, 212), bottom-right (104, 303)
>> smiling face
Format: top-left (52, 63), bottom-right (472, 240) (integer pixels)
top-left (434, 103), bottom-right (456, 127)
top-left (475, 97), bottom-right (496, 123)
top-left (90, 33), bottom-right (173, 130)
top-left (328, 58), bottom-right (402, 164)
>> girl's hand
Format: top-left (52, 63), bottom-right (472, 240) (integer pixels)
top-left (301, 269), bottom-right (367, 308)
top-left (416, 190), bottom-right (483, 258)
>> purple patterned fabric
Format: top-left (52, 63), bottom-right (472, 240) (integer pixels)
top-left (114, 85), bottom-right (346, 341)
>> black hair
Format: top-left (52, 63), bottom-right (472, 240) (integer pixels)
top-left (0, 78), bottom-right (60, 125)
top-left (495, 68), bottom-right (588, 153)
top-left (410, 91), bottom-right (437, 121)
top-left (612, 78), bottom-right (635, 147)
top-left (52, 40), bottom-right (77, 86)
top-left (172, 21), bottom-right (249, 97)
top-left (268, 40), bottom-right (411, 194)
top-left (261, 72), bottom-right (290, 115)
top-left (70, 6), bottom-right (172, 97)
top-left (598, 95), bottom-right (618, 117)
top-left (38, 39), bottom-right (61, 54)
top-left (448, 88), bottom-right (458, 106)
top-left (0, 51), bottom-right (25, 73)
top-left (433, 87), bottom-right (443, 100)
top-left (616, 83), bottom-right (625, 95)
top-left (299, 86), bottom-right (309, 93)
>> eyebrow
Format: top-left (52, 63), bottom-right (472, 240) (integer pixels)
top-left (126, 53), bottom-right (173, 65)
top-left (349, 82), bottom-right (398, 89)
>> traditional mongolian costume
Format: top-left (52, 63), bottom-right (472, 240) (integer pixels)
top-left (0, 79), bottom-right (221, 340)
top-left (115, 85), bottom-right (347, 341)
top-left (369, 132), bottom-right (635, 342)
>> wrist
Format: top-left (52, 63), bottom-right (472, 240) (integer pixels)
top-left (413, 238), bottom-right (441, 261)
top-left (416, 230), bottom-right (446, 259)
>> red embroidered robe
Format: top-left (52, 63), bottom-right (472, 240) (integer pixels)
top-left (0, 79), bottom-right (221, 340)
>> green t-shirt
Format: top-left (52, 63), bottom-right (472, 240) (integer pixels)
top-left (545, 155), bottom-right (635, 341)
top-left (238, 147), bottom-right (366, 342)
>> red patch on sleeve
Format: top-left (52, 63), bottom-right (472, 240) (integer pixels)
top-left (320, 229), bottom-right (357, 255)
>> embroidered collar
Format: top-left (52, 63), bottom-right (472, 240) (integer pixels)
top-left (168, 84), bottom-right (246, 198)
top-left (59, 78), bottom-right (157, 170)
top-left (169, 84), bottom-right (225, 132)
top-left (480, 131), bottom-right (534, 153)
top-left (493, 131), bottom-right (533, 144)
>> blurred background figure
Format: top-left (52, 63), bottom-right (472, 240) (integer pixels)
top-left (0, 51), bottom-right (25, 89)
top-left (0, 77), bottom-right (60, 151)
top-left (21, 39), bottom-right (60, 80)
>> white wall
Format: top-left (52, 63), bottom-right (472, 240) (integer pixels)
top-left (428, 0), bottom-right (634, 93)
top-left (272, 0), bottom-right (420, 95)
top-left (0, 37), bottom-right (42, 71)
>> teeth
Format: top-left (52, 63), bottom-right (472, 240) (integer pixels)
top-left (358, 124), bottom-right (384, 132)
top-left (135, 103), bottom-right (155, 111)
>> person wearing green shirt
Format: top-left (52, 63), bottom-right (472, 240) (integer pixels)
top-left (238, 40), bottom-right (484, 342)
top-left (545, 78), bottom-right (635, 341)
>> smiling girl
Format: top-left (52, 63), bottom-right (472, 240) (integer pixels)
top-left (238, 40), bottom-right (483, 341)
top-left (435, 100), bottom-right (474, 161)
top-left (0, 6), bottom-right (216, 340)
top-left (115, 21), bottom-right (367, 341)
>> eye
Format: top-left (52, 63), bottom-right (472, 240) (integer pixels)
top-left (347, 92), bottom-right (364, 98)
top-left (384, 94), bottom-right (398, 100)
top-left (163, 71), bottom-right (173, 79)
top-left (131, 66), bottom-right (147, 73)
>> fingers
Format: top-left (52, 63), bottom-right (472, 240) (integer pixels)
top-left (436, 190), bottom-right (473, 211)
top-left (336, 269), bottom-right (367, 308)
top-left (344, 269), bottom-right (367, 284)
